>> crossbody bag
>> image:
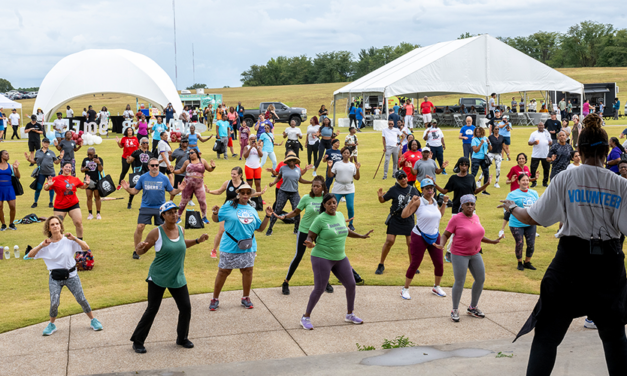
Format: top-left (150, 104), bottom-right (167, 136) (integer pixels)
top-left (226, 231), bottom-right (255, 250)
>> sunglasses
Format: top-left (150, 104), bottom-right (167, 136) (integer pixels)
top-left (149, 164), bottom-right (159, 167)
top-left (141, 142), bottom-right (149, 144)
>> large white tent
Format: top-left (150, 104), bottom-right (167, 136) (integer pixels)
top-left (34, 49), bottom-right (183, 120)
top-left (0, 94), bottom-right (22, 109)
top-left (333, 34), bottom-right (583, 121)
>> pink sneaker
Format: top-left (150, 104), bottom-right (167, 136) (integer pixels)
top-left (87, 214), bottom-right (93, 220)
top-left (211, 249), bottom-right (217, 258)
top-left (96, 214), bottom-right (102, 220)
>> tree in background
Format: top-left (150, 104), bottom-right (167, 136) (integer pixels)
top-left (0, 79), bottom-right (14, 92)
top-left (598, 29), bottom-right (627, 67)
top-left (186, 83), bottom-right (207, 90)
top-left (560, 21), bottom-right (615, 67)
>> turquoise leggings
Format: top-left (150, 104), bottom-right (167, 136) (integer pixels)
top-left (334, 193), bottom-right (354, 225)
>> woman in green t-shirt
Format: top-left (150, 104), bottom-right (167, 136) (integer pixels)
top-left (130, 201), bottom-right (209, 354)
top-left (300, 193), bottom-right (373, 330)
top-left (274, 176), bottom-right (330, 296)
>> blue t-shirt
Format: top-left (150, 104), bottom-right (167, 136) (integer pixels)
top-left (135, 172), bottom-right (174, 209)
top-left (152, 123), bottom-right (167, 140)
top-left (256, 120), bottom-right (273, 136)
top-left (349, 106), bottom-right (356, 115)
top-left (217, 120), bottom-right (230, 138)
top-left (259, 132), bottom-right (275, 153)
top-left (460, 125), bottom-right (475, 144)
top-left (506, 189), bottom-right (539, 228)
top-left (471, 137), bottom-right (489, 159)
top-left (393, 105), bottom-right (399, 114)
top-left (356, 108), bottom-right (364, 120)
top-left (188, 133), bottom-right (198, 146)
top-left (389, 113), bottom-right (401, 128)
top-left (320, 126), bottom-right (333, 137)
top-left (608, 146), bottom-right (622, 174)
top-left (218, 203), bottom-right (262, 253)
top-left (498, 121), bottom-right (511, 137)
top-left (325, 149), bottom-right (343, 168)
top-left (164, 108), bottom-right (174, 119)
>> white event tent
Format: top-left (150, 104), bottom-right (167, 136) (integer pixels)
top-left (34, 49), bottom-right (183, 121)
top-left (0, 94), bottom-right (23, 126)
top-left (333, 34), bottom-right (583, 124)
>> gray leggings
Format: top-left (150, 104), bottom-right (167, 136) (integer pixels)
top-left (451, 253), bottom-right (485, 310)
top-left (306, 256), bottom-right (356, 314)
top-left (49, 274), bottom-right (92, 317)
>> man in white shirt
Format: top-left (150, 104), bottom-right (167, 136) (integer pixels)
top-left (528, 122), bottom-right (553, 188)
top-left (488, 93), bottom-right (497, 119)
top-left (381, 119), bottom-right (403, 179)
top-left (66, 105), bottom-right (74, 118)
top-left (53, 112), bottom-right (66, 143)
top-left (8, 109), bottom-right (20, 140)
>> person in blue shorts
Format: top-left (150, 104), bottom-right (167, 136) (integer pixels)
top-left (497, 115), bottom-right (512, 161)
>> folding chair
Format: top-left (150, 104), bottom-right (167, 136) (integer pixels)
top-left (453, 114), bottom-right (463, 127)
top-left (442, 113), bottom-right (454, 126)
top-left (508, 113), bottom-right (519, 126)
top-left (521, 112), bottom-right (534, 126)
top-left (414, 115), bottom-right (424, 128)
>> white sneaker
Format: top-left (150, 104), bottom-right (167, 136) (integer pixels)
top-left (87, 213), bottom-right (93, 220)
top-left (494, 183), bottom-right (500, 189)
top-left (312, 170), bottom-right (317, 177)
top-left (499, 230), bottom-right (504, 238)
top-left (400, 288), bottom-right (411, 300)
top-left (432, 285), bottom-right (446, 297)
top-left (536, 233), bottom-right (540, 237)
top-left (188, 201), bottom-right (195, 206)
top-left (584, 318), bottom-right (597, 329)
top-left (340, 197), bottom-right (346, 202)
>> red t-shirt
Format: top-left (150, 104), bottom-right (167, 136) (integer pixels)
top-left (420, 101), bottom-right (434, 115)
top-left (51, 175), bottom-right (84, 209)
top-left (507, 165), bottom-right (531, 191)
top-left (121, 136), bottom-right (139, 159)
top-left (399, 150), bottom-right (423, 182)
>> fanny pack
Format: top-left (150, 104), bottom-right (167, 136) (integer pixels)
top-left (226, 232), bottom-right (255, 250)
top-left (415, 224), bottom-right (439, 245)
top-left (50, 266), bottom-right (76, 281)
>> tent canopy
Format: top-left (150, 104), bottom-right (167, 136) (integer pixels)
top-left (0, 94), bottom-right (22, 109)
top-left (34, 49), bottom-right (183, 120)
top-left (334, 34), bottom-right (583, 99)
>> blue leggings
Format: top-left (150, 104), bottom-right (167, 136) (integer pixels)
top-left (334, 193), bottom-right (354, 225)
top-left (34, 173), bottom-right (55, 204)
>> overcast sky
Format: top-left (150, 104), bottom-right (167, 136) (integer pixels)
top-left (1, 0), bottom-right (625, 90)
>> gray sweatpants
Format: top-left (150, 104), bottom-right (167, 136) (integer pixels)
top-left (451, 253), bottom-right (485, 310)
top-left (383, 145), bottom-right (399, 178)
top-left (49, 274), bottom-right (92, 317)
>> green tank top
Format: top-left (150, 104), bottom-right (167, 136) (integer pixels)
top-left (147, 225), bottom-right (187, 288)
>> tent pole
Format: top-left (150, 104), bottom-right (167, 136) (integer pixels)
top-left (333, 94), bottom-right (337, 127)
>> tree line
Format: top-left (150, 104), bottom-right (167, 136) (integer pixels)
top-left (241, 21), bottom-right (626, 87)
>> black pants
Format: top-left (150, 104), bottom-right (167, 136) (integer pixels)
top-left (268, 190), bottom-right (300, 232)
top-left (349, 114), bottom-right (357, 128)
top-left (11, 126), bottom-right (19, 139)
top-left (429, 145), bottom-right (445, 170)
top-left (530, 157), bottom-right (550, 185)
top-left (471, 158), bottom-right (489, 185)
top-left (286, 232), bottom-right (309, 281)
top-left (119, 157), bottom-right (131, 185)
top-left (307, 141), bottom-right (320, 166)
top-left (130, 281), bottom-right (191, 346)
top-left (315, 139), bottom-right (332, 169)
top-left (152, 139), bottom-right (159, 153)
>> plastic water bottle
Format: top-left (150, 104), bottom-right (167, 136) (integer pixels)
top-left (14, 245), bottom-right (19, 259)
top-left (3, 246), bottom-right (9, 259)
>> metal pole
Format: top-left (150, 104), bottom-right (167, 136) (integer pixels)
top-left (333, 94), bottom-right (337, 127)
top-left (172, 0), bottom-right (178, 89)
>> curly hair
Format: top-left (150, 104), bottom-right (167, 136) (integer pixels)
top-left (578, 114), bottom-right (609, 160)
top-left (43, 216), bottom-right (64, 238)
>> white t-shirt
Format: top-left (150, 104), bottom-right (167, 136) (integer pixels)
top-left (245, 145), bottom-right (261, 169)
top-left (157, 140), bottom-right (172, 167)
top-left (566, 163), bottom-right (581, 170)
top-left (98, 111), bottom-right (109, 125)
top-left (8, 113), bottom-right (20, 126)
top-left (382, 127), bottom-right (402, 147)
top-left (412, 197), bottom-right (442, 236)
top-left (331, 161), bottom-right (356, 194)
top-left (528, 165), bottom-right (627, 240)
top-left (34, 237), bottom-right (81, 278)
top-left (528, 130), bottom-right (552, 158)
top-left (285, 127), bottom-right (302, 141)
top-left (36, 113), bottom-right (44, 123)
top-left (82, 111), bottom-right (87, 117)
top-left (307, 125), bottom-right (320, 145)
top-left (123, 110), bottom-right (134, 120)
top-left (423, 127), bottom-right (444, 147)
top-left (374, 108), bottom-right (381, 115)
top-left (53, 119), bottom-right (65, 132)
top-left (66, 109), bottom-right (74, 118)
top-left (489, 98), bottom-right (496, 111)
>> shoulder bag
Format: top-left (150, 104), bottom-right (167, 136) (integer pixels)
top-left (226, 231), bottom-right (254, 250)
top-left (10, 166), bottom-right (23, 196)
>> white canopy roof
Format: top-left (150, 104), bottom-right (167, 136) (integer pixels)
top-left (34, 49), bottom-right (183, 120)
top-left (0, 94), bottom-right (22, 109)
top-left (334, 34), bottom-right (583, 99)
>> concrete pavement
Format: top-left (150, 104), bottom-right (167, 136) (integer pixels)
top-left (0, 286), bottom-right (592, 376)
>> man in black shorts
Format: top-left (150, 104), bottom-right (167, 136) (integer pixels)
top-left (170, 135), bottom-right (190, 201)
top-left (25, 114), bottom-right (44, 165)
top-left (126, 137), bottom-right (152, 209)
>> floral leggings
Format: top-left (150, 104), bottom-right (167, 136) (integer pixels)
top-left (49, 275), bottom-right (91, 318)
top-left (510, 225), bottom-right (536, 260)
top-left (178, 177), bottom-right (207, 217)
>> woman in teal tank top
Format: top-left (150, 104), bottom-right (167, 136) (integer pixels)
top-left (130, 201), bottom-right (209, 354)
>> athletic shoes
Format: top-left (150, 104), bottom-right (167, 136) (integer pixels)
top-left (241, 297), bottom-right (254, 309)
top-left (96, 214), bottom-right (101, 220)
top-left (524, 262), bottom-right (537, 270)
top-left (494, 183), bottom-right (500, 189)
top-left (536, 233), bottom-right (540, 237)
top-left (401, 287), bottom-right (411, 300)
top-left (312, 170), bottom-right (317, 177)
top-left (132, 251), bottom-right (140, 260)
top-left (348, 224), bottom-right (355, 231)
top-left (467, 306), bottom-right (485, 318)
top-left (202, 217), bottom-right (209, 224)
top-left (482, 191), bottom-right (490, 196)
top-left (445, 251), bottom-right (452, 263)
top-left (116, 185), bottom-right (121, 190)
top-left (209, 299), bottom-right (219, 311)
top-left (87, 213), bottom-right (93, 220)
top-left (325, 283), bottom-right (334, 293)
top-left (232, 154), bottom-right (238, 157)
top-left (49, 202), bottom-right (54, 208)
top-left (265, 229), bottom-right (273, 236)
top-left (340, 197), bottom-right (346, 202)
top-left (345, 313), bottom-right (363, 324)
top-left (282, 281), bottom-right (290, 295)
top-left (188, 201), bottom-right (195, 206)
top-left (517, 262), bottom-right (524, 271)
top-left (0, 224), bottom-right (6, 231)
top-left (584, 318), bottom-right (597, 329)
top-left (432, 285), bottom-right (446, 297)
top-left (301, 316), bottom-right (314, 330)
top-left (8, 224), bottom-right (16, 230)
top-left (441, 170), bottom-right (447, 175)
top-left (451, 309), bottom-right (460, 322)
top-left (127, 203), bottom-right (132, 210)
top-left (375, 263), bottom-right (385, 275)
top-left (211, 249), bottom-right (217, 258)
top-left (498, 230), bottom-right (504, 238)
top-left (90, 318), bottom-right (103, 331)
top-left (133, 343), bottom-right (147, 354)
top-left (42, 322), bottom-right (57, 336)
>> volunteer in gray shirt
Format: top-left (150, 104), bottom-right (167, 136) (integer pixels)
top-left (24, 138), bottom-right (60, 208)
top-left (54, 131), bottom-right (81, 176)
top-left (267, 152), bottom-right (312, 236)
top-left (504, 114), bottom-right (627, 375)
top-left (411, 147), bottom-right (447, 185)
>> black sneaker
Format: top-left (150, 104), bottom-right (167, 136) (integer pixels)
top-left (542, 183), bottom-right (548, 187)
top-left (375, 263), bottom-right (385, 275)
top-left (517, 262), bottom-right (524, 271)
top-left (482, 191), bottom-right (490, 196)
top-left (31, 202), bottom-right (37, 208)
top-left (266, 229), bottom-right (273, 236)
top-left (176, 339), bottom-right (194, 349)
top-left (415, 269), bottom-right (420, 274)
top-left (325, 282), bottom-right (334, 293)
top-left (282, 281), bottom-right (290, 295)
top-left (293, 229), bottom-right (298, 235)
top-left (48, 202), bottom-right (54, 208)
top-left (127, 203), bottom-right (132, 210)
top-left (29, 163), bottom-right (34, 167)
top-left (8, 224), bottom-right (16, 231)
top-left (132, 251), bottom-right (140, 260)
top-left (530, 183), bottom-right (537, 188)
top-left (0, 224), bottom-right (6, 231)
top-left (348, 224), bottom-right (355, 231)
top-left (133, 343), bottom-right (147, 354)
top-left (524, 262), bottom-right (537, 270)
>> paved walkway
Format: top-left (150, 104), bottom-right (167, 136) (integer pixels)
top-left (1, 286), bottom-right (589, 376)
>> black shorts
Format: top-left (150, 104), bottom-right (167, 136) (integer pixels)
top-left (28, 140), bottom-right (41, 152)
top-left (54, 203), bottom-right (80, 213)
top-left (503, 208), bottom-right (511, 221)
top-left (137, 208), bottom-right (164, 225)
top-left (173, 175), bottom-right (185, 189)
top-left (159, 166), bottom-right (173, 176)
top-left (386, 215), bottom-right (414, 236)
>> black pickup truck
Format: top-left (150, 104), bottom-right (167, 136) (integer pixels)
top-left (242, 102), bottom-right (307, 126)
top-left (435, 97), bottom-right (487, 114)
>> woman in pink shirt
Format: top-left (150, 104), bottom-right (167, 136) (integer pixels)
top-left (439, 194), bottom-right (503, 323)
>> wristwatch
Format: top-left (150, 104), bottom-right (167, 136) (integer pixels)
top-left (507, 203), bottom-right (518, 214)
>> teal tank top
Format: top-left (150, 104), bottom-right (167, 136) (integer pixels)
top-left (147, 226), bottom-right (187, 288)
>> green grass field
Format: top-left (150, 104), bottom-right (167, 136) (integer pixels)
top-left (1, 67), bottom-right (626, 334)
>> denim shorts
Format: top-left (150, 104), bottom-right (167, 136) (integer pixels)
top-left (503, 136), bottom-right (511, 145)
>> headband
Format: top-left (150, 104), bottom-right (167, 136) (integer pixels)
top-left (460, 194), bottom-right (476, 205)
